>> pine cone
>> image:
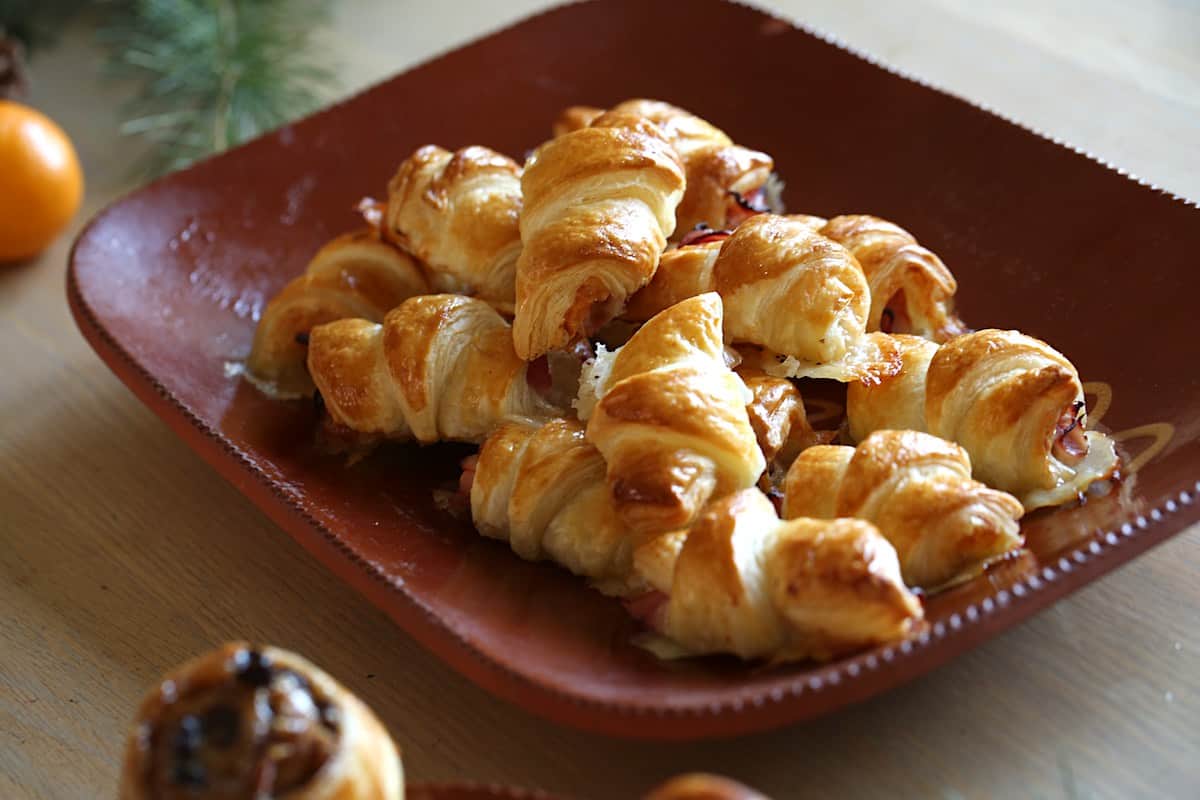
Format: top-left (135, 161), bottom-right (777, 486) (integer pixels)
top-left (0, 35), bottom-right (30, 100)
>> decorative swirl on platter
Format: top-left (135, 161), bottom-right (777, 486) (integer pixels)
top-left (1082, 381), bottom-right (1174, 475)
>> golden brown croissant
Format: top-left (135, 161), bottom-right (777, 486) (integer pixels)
top-left (307, 294), bottom-right (558, 444)
top-left (629, 489), bottom-right (923, 661)
top-left (245, 229), bottom-right (430, 398)
top-left (579, 293), bottom-right (765, 535)
top-left (383, 144), bottom-right (522, 310)
top-left (625, 214), bottom-right (899, 383)
top-left (819, 214), bottom-right (964, 341)
top-left (552, 99), bottom-right (777, 237)
top-left (847, 330), bottom-right (1119, 509)
top-left (467, 416), bottom-right (650, 595)
top-left (644, 773), bottom-right (771, 800)
top-left (783, 430), bottom-right (1024, 589)
top-left (737, 362), bottom-right (831, 490)
top-left (120, 643), bottom-right (402, 800)
top-left (513, 112), bottom-right (686, 359)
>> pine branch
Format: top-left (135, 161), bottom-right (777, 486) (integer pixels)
top-left (101, 0), bottom-right (337, 177)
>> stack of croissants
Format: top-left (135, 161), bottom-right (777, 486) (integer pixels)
top-left (244, 99), bottom-right (1120, 666)
top-left (119, 642), bottom-right (766, 799)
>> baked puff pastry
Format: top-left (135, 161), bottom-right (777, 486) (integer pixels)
top-left (245, 230), bottom-right (430, 398)
top-left (578, 293), bottom-right (765, 536)
top-left (625, 214), bottom-right (898, 383)
top-left (847, 330), bottom-right (1119, 510)
top-left (307, 294), bottom-right (558, 444)
top-left (819, 214), bottom-right (965, 342)
top-left (120, 642), bottom-right (402, 800)
top-left (737, 363), bottom-right (831, 490)
top-left (553, 99), bottom-right (776, 236)
top-left (468, 417), bottom-right (649, 595)
top-left (644, 774), bottom-right (770, 800)
top-left (783, 430), bottom-right (1024, 589)
top-left (513, 112), bottom-right (686, 359)
top-left (384, 144), bottom-right (522, 311)
top-left (629, 489), bottom-right (923, 662)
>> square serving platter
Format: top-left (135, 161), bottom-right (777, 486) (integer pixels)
top-left (68, 0), bottom-right (1200, 739)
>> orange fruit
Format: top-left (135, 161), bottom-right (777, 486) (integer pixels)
top-left (0, 100), bottom-right (84, 262)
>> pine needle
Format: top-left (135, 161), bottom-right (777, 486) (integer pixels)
top-left (100, 0), bottom-right (336, 177)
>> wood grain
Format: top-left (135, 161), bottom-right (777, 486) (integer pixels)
top-left (3, 2), bottom-right (1199, 798)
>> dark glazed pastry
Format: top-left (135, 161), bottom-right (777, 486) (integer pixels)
top-left (120, 643), bottom-right (403, 799)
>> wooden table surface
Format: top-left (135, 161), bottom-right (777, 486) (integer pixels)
top-left (3, 1), bottom-right (1199, 797)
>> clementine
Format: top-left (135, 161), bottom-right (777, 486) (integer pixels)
top-left (0, 100), bottom-right (84, 262)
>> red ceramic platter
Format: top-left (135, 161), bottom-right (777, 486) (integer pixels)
top-left (68, 0), bottom-right (1200, 739)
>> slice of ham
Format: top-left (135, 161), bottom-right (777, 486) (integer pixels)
top-left (624, 590), bottom-right (670, 631)
top-left (458, 454), bottom-right (479, 498)
top-left (679, 226), bottom-right (733, 247)
top-left (879, 290), bottom-right (912, 334)
top-left (525, 355), bottom-right (553, 398)
top-left (1053, 401), bottom-right (1089, 465)
top-left (725, 187), bottom-right (770, 227)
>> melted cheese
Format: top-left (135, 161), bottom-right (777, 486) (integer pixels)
top-left (1021, 431), bottom-right (1120, 511)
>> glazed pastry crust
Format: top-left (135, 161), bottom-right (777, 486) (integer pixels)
top-left (847, 329), bottom-right (1119, 508)
top-left (783, 430), bottom-right (1024, 589)
top-left (737, 363), bottom-right (829, 488)
top-left (384, 145), bottom-right (522, 310)
top-left (246, 230), bottom-right (429, 398)
top-left (553, 99), bottom-right (774, 235)
top-left (925, 329), bottom-right (1098, 501)
top-left (625, 215), bottom-right (897, 383)
top-left (307, 294), bottom-right (556, 444)
top-left (471, 417), bottom-right (648, 594)
top-left (846, 334), bottom-right (938, 443)
top-left (820, 215), bottom-right (964, 341)
top-left (633, 489), bottom-right (922, 661)
top-left (119, 642), bottom-right (403, 800)
top-left (514, 112), bottom-right (686, 359)
top-left (584, 293), bottom-right (765, 535)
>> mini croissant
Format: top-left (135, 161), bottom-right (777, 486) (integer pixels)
top-left (307, 294), bottom-right (558, 444)
top-left (468, 417), bottom-right (649, 595)
top-left (553, 99), bottom-right (776, 236)
top-left (119, 643), bottom-right (403, 800)
top-left (847, 330), bottom-right (1119, 509)
top-left (625, 214), bottom-right (899, 383)
top-left (245, 230), bottom-right (429, 398)
top-left (783, 430), bottom-right (1024, 589)
top-left (629, 489), bottom-right (923, 662)
top-left (819, 214), bottom-right (964, 342)
top-left (513, 112), bottom-right (686, 359)
top-left (737, 362), bottom-right (830, 490)
top-left (579, 293), bottom-right (765, 535)
top-left (384, 144), bottom-right (522, 310)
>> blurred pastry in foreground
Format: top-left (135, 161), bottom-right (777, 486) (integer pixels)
top-left (644, 772), bottom-right (771, 800)
top-left (119, 642), bottom-right (403, 800)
